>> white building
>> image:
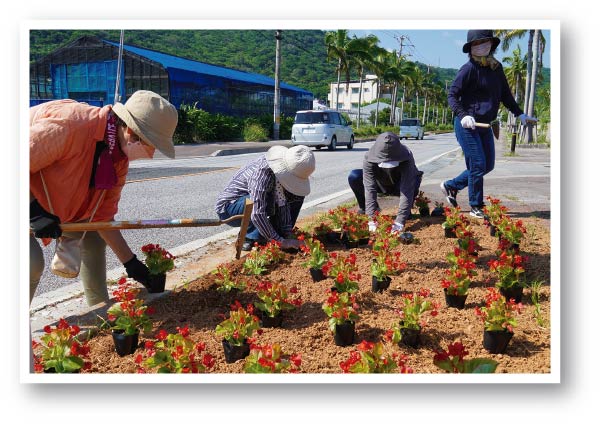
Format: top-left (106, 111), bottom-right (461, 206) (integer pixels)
top-left (327, 75), bottom-right (381, 111)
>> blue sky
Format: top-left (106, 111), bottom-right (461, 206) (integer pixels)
top-left (347, 29), bottom-right (551, 70)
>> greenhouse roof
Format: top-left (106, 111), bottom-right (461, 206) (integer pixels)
top-left (103, 39), bottom-right (311, 94)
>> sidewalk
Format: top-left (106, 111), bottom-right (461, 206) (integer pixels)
top-left (154, 139), bottom-right (295, 159)
top-left (29, 135), bottom-right (551, 340)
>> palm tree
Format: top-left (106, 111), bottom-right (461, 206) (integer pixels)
top-left (346, 34), bottom-right (379, 127)
top-left (525, 30), bottom-right (542, 142)
top-left (502, 45), bottom-right (527, 131)
top-left (495, 29), bottom-right (546, 143)
top-left (398, 61), bottom-right (417, 123)
top-left (369, 48), bottom-right (392, 127)
top-left (325, 30), bottom-right (351, 110)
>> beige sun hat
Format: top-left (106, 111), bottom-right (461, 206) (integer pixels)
top-left (266, 145), bottom-right (316, 197)
top-left (112, 90), bottom-right (178, 159)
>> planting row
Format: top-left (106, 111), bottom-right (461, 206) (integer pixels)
top-left (32, 196), bottom-right (539, 374)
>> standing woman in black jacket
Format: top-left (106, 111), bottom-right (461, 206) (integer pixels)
top-left (440, 30), bottom-right (537, 218)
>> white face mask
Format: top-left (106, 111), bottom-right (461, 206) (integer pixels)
top-left (471, 40), bottom-right (492, 57)
top-left (122, 141), bottom-right (155, 161)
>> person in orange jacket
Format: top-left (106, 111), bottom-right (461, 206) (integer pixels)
top-left (29, 90), bottom-right (178, 306)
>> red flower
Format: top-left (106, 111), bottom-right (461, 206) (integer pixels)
top-left (290, 353), bottom-right (302, 367)
top-left (357, 340), bottom-right (374, 352)
top-left (156, 329), bottom-right (168, 341)
top-left (177, 326), bottom-right (190, 337)
top-left (202, 353), bottom-right (215, 369)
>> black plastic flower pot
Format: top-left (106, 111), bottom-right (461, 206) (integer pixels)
top-left (222, 339), bottom-right (251, 363)
top-left (148, 273), bottom-right (166, 293)
top-left (483, 330), bottom-right (514, 354)
top-left (499, 286), bottom-right (524, 304)
top-left (325, 231), bottom-right (343, 244)
top-left (260, 311), bottom-right (283, 328)
top-left (112, 330), bottom-right (140, 357)
top-left (309, 267), bottom-right (326, 282)
top-left (371, 275), bottom-right (391, 293)
top-left (419, 207), bottom-right (430, 217)
top-left (431, 207), bottom-right (445, 217)
top-left (444, 288), bottom-right (468, 309)
top-left (334, 321), bottom-right (355, 346)
top-left (343, 239), bottom-right (359, 249)
top-left (358, 237), bottom-right (371, 246)
top-left (399, 323), bottom-right (421, 348)
top-left (490, 225), bottom-right (497, 237)
top-left (444, 227), bottom-right (457, 238)
top-left (399, 232), bottom-right (414, 245)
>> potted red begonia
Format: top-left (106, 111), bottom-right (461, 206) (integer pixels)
top-left (141, 243), bottom-right (175, 293)
top-left (215, 302), bottom-right (261, 363)
top-left (475, 288), bottom-right (523, 354)
top-left (136, 326), bottom-right (215, 373)
top-left (322, 290), bottom-right (360, 346)
top-left (104, 277), bottom-right (154, 356)
top-left (32, 318), bottom-right (91, 373)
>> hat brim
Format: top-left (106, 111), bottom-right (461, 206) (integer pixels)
top-left (266, 146), bottom-right (311, 197)
top-left (463, 37), bottom-right (501, 53)
top-left (112, 103), bottom-right (175, 158)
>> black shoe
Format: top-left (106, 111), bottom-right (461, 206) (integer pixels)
top-left (241, 237), bottom-right (266, 251)
top-left (440, 181), bottom-right (458, 207)
top-left (242, 239), bottom-right (257, 251)
top-left (469, 207), bottom-right (485, 219)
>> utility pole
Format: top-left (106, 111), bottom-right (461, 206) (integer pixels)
top-left (273, 30), bottom-right (282, 140)
top-left (393, 35), bottom-right (412, 125)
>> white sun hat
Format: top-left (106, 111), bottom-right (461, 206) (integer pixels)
top-left (266, 145), bottom-right (316, 197)
top-left (112, 90), bottom-right (178, 159)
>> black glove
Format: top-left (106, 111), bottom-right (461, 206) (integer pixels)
top-left (30, 199), bottom-right (62, 239)
top-left (123, 255), bottom-right (151, 290)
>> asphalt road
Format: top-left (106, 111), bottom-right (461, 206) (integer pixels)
top-left (32, 133), bottom-right (460, 296)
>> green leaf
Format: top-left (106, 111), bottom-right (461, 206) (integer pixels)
top-left (462, 358), bottom-right (499, 373)
top-left (433, 359), bottom-right (455, 373)
top-left (62, 356), bottom-right (84, 372)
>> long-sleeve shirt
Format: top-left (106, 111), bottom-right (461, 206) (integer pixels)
top-left (448, 58), bottom-right (524, 124)
top-left (30, 100), bottom-right (129, 224)
top-left (363, 143), bottom-right (419, 225)
top-left (215, 156), bottom-right (296, 242)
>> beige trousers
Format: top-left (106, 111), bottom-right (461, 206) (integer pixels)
top-left (30, 231), bottom-right (109, 306)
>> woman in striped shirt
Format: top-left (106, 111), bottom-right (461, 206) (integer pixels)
top-left (215, 145), bottom-right (316, 251)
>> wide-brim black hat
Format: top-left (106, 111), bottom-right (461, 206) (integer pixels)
top-left (462, 29), bottom-right (501, 53)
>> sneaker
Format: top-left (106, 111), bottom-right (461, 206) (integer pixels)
top-left (440, 181), bottom-right (458, 207)
top-left (470, 207), bottom-right (485, 219)
top-left (241, 237), bottom-right (266, 251)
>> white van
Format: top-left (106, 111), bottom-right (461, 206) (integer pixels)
top-left (291, 110), bottom-right (354, 150)
top-left (399, 118), bottom-right (425, 140)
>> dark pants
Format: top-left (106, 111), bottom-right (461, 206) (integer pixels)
top-left (446, 116), bottom-right (495, 207)
top-left (217, 195), bottom-right (303, 241)
top-left (348, 169), bottom-right (423, 212)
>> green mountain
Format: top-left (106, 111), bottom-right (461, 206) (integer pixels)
top-left (29, 29), bottom-right (334, 100)
top-left (29, 30), bottom-right (550, 106)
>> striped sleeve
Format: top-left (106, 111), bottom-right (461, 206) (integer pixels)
top-left (247, 159), bottom-right (283, 242)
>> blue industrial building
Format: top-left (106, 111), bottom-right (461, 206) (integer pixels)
top-left (30, 35), bottom-right (313, 116)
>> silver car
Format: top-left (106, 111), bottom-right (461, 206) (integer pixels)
top-left (291, 110), bottom-right (355, 150)
top-left (399, 118), bottom-right (425, 140)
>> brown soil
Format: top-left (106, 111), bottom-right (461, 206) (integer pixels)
top-left (83, 210), bottom-right (551, 374)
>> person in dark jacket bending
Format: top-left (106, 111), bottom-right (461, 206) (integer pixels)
top-left (440, 29), bottom-right (537, 218)
top-left (348, 132), bottom-right (423, 233)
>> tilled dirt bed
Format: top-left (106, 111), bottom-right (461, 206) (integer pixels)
top-left (84, 212), bottom-right (551, 374)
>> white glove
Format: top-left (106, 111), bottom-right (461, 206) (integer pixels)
top-left (368, 221), bottom-right (377, 232)
top-left (460, 115), bottom-right (476, 129)
top-left (518, 114), bottom-right (538, 126)
top-left (391, 221), bottom-right (404, 233)
top-left (280, 238), bottom-right (301, 250)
